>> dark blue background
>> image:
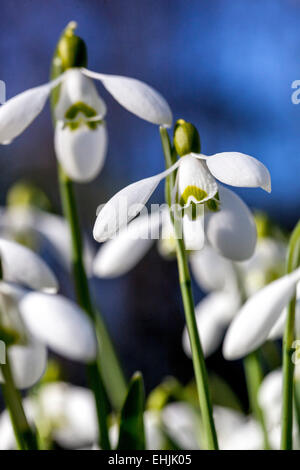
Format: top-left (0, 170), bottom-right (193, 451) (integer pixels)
top-left (0, 0), bottom-right (296, 396)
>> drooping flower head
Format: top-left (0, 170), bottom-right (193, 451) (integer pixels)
top-left (93, 119), bottom-right (271, 259)
top-left (0, 22), bottom-right (172, 182)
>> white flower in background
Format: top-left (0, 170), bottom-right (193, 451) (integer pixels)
top-left (183, 235), bottom-right (286, 358)
top-left (0, 382), bottom-right (98, 449)
top-left (258, 369), bottom-right (299, 449)
top-left (0, 206), bottom-right (94, 275)
top-left (93, 152), bottom-right (270, 254)
top-left (223, 267), bottom-right (300, 359)
top-left (0, 67), bottom-right (172, 183)
top-left (0, 239), bottom-right (97, 389)
top-left (161, 402), bottom-right (263, 450)
top-left (93, 208), bottom-right (166, 278)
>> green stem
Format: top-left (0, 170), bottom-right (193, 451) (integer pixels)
top-left (281, 220), bottom-right (300, 449)
top-left (1, 357), bottom-right (38, 450)
top-left (281, 294), bottom-right (296, 449)
top-left (57, 165), bottom-right (111, 450)
top-left (159, 127), bottom-right (218, 450)
top-left (243, 351), bottom-right (270, 449)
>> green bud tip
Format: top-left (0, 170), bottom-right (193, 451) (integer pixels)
top-left (173, 119), bottom-right (201, 157)
top-left (56, 21), bottom-right (87, 70)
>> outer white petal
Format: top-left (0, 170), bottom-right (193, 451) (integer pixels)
top-left (268, 300), bottom-right (300, 340)
top-left (183, 291), bottom-right (240, 358)
top-left (182, 205), bottom-right (205, 251)
top-left (177, 155), bottom-right (218, 206)
top-left (93, 160), bottom-right (180, 242)
top-left (223, 267), bottom-right (300, 359)
top-left (0, 76), bottom-right (63, 144)
top-left (0, 339), bottom-right (47, 389)
top-left (161, 402), bottom-right (200, 450)
top-left (0, 398), bottom-right (34, 450)
top-left (221, 419), bottom-right (263, 450)
top-left (190, 245), bottom-right (238, 292)
top-left (206, 152), bottom-right (271, 192)
top-left (55, 69), bottom-right (106, 122)
top-left (206, 185), bottom-right (257, 261)
top-left (18, 291), bottom-right (97, 362)
top-left (82, 68), bottom-right (172, 126)
top-left (258, 369), bottom-right (282, 430)
top-left (213, 406), bottom-right (262, 450)
top-left (0, 238), bottom-right (58, 292)
top-left (54, 121), bottom-right (107, 182)
top-left (93, 211), bottom-right (161, 278)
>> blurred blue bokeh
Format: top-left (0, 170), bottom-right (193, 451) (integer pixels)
top-left (0, 0), bottom-right (298, 392)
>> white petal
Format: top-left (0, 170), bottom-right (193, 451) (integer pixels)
top-left (93, 211), bottom-right (161, 278)
top-left (183, 291), bottom-right (239, 358)
top-left (190, 245), bottom-right (238, 292)
top-left (38, 382), bottom-right (98, 448)
top-left (206, 186), bottom-right (257, 261)
top-left (0, 76), bottom-right (63, 144)
top-left (206, 152), bottom-right (271, 192)
top-left (54, 121), bottom-right (107, 182)
top-left (0, 207), bottom-right (94, 275)
top-left (82, 68), bottom-right (172, 126)
top-left (93, 160), bottom-right (180, 242)
top-left (18, 291), bottom-right (97, 362)
top-left (268, 300), bottom-right (300, 340)
top-left (223, 268), bottom-right (300, 359)
top-left (177, 154), bottom-right (218, 206)
top-left (238, 238), bottom-right (286, 297)
top-left (0, 339), bottom-right (47, 389)
top-left (0, 238), bottom-right (58, 292)
top-left (182, 205), bottom-right (205, 251)
top-left (258, 369), bottom-right (282, 430)
top-left (55, 69), bottom-right (106, 122)
top-left (161, 402), bottom-right (200, 450)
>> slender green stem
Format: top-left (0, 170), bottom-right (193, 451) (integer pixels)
top-left (281, 220), bottom-right (300, 449)
top-left (57, 165), bottom-right (111, 450)
top-left (1, 357), bottom-right (38, 450)
top-left (281, 294), bottom-right (296, 449)
top-left (159, 126), bottom-right (218, 450)
top-left (244, 351), bottom-right (270, 449)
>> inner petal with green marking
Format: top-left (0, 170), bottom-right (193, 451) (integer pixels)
top-left (179, 185), bottom-right (208, 207)
top-left (64, 101), bottom-right (102, 131)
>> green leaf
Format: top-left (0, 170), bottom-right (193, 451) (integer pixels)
top-left (95, 313), bottom-right (127, 411)
top-left (117, 372), bottom-right (146, 450)
top-left (209, 373), bottom-right (243, 412)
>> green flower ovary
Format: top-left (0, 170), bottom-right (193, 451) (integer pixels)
top-left (64, 101), bottom-right (102, 130)
top-left (179, 185), bottom-right (208, 207)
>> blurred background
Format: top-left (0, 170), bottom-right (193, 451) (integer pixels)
top-left (0, 0), bottom-right (299, 407)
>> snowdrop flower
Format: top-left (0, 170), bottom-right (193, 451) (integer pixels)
top-left (94, 130), bottom-right (270, 255)
top-left (0, 23), bottom-right (172, 182)
top-left (223, 267), bottom-right (300, 359)
top-left (258, 368), bottom-right (299, 449)
top-left (0, 239), bottom-right (96, 389)
top-left (161, 402), bottom-right (262, 450)
top-left (0, 382), bottom-right (98, 449)
top-left (182, 223), bottom-right (286, 357)
top-left (0, 282), bottom-right (97, 366)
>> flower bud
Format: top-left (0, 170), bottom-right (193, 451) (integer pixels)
top-left (173, 119), bottom-right (201, 156)
top-left (56, 21), bottom-right (87, 71)
top-left (7, 181), bottom-right (51, 212)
